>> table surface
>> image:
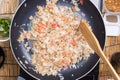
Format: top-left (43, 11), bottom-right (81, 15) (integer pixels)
top-left (0, 0), bottom-right (120, 80)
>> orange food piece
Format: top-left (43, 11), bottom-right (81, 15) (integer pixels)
top-left (71, 38), bottom-right (77, 46)
top-left (38, 21), bottom-right (46, 33)
top-left (51, 21), bottom-right (59, 28)
top-left (79, 0), bottom-right (84, 5)
top-left (38, 21), bottom-right (46, 28)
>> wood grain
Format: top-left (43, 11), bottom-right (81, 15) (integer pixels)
top-left (0, 0), bottom-right (19, 14)
top-left (0, 41), bottom-right (20, 80)
top-left (99, 36), bottom-right (120, 79)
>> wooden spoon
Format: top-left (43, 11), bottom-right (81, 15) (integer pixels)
top-left (79, 19), bottom-right (120, 80)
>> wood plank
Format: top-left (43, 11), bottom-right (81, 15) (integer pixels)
top-left (0, 64), bottom-right (19, 77)
top-left (0, 77), bottom-right (16, 80)
top-left (99, 36), bottom-right (120, 80)
top-left (0, 0), bottom-right (19, 14)
top-left (117, 36), bottom-right (120, 44)
top-left (110, 37), bottom-right (117, 46)
top-left (0, 41), bottom-right (19, 80)
top-left (3, 47), bottom-right (17, 64)
top-left (105, 37), bottom-right (111, 46)
top-left (0, 0), bottom-right (20, 80)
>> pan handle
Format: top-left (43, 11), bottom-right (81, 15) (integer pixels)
top-left (17, 76), bottom-right (25, 80)
top-left (0, 47), bottom-right (5, 68)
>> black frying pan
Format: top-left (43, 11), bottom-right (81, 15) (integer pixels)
top-left (10, 0), bottom-right (106, 80)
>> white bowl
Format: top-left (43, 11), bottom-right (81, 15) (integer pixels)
top-left (0, 14), bottom-right (11, 42)
top-left (103, 0), bottom-right (120, 14)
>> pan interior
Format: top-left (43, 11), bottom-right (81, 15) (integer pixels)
top-left (10, 0), bottom-right (105, 80)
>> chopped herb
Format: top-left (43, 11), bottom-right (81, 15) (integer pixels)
top-left (0, 18), bottom-right (11, 37)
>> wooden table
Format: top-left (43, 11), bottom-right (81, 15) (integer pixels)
top-left (0, 0), bottom-right (120, 80)
top-left (99, 37), bottom-right (120, 80)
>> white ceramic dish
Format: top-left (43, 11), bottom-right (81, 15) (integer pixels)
top-left (103, 13), bottom-right (120, 36)
top-left (0, 14), bottom-right (11, 42)
top-left (103, 0), bottom-right (120, 36)
top-left (103, 0), bottom-right (120, 14)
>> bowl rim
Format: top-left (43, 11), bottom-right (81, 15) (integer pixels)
top-left (0, 37), bottom-right (10, 42)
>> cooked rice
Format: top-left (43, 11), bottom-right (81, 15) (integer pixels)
top-left (18, 0), bottom-right (93, 76)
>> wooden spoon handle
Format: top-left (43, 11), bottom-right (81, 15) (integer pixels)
top-left (79, 19), bottom-right (120, 80)
top-left (99, 48), bottom-right (120, 80)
